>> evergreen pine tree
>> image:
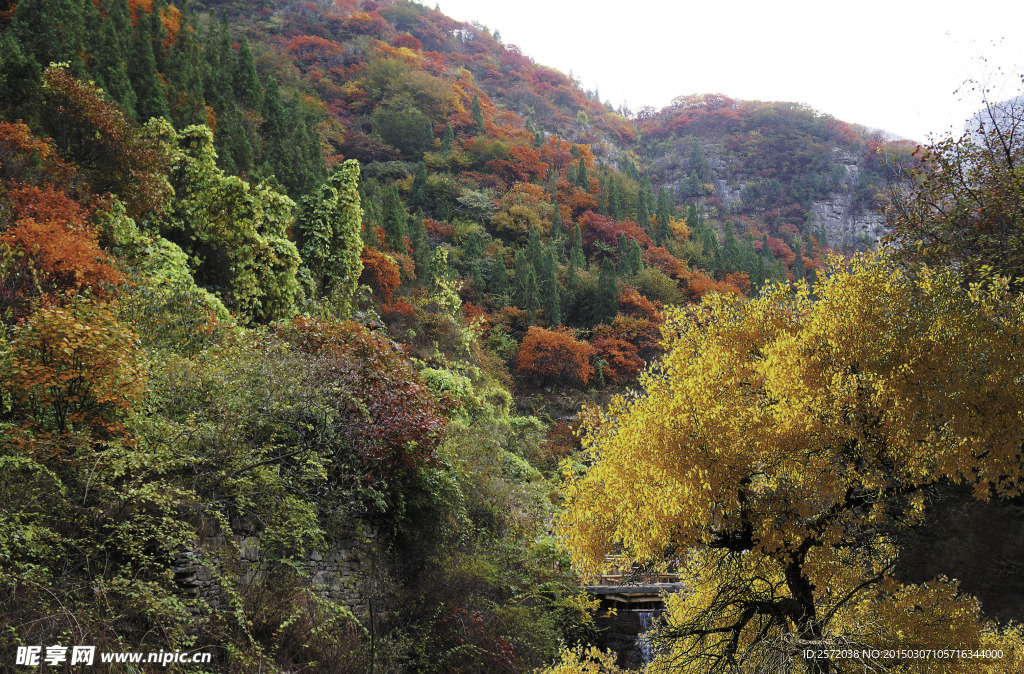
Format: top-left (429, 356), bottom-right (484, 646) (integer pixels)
top-left (596, 173), bottom-right (609, 215)
top-left (512, 250), bottom-right (540, 322)
top-left (409, 212), bottom-right (433, 282)
top-left (655, 187), bottom-right (673, 243)
top-left (610, 177), bottom-right (624, 221)
top-left (794, 244), bottom-right (805, 282)
top-left (11, 0), bottom-right (85, 74)
top-left (569, 224), bottom-right (585, 271)
top-left (526, 227), bottom-right (544, 272)
top-left (381, 185), bottom-right (408, 251)
top-left (128, 8), bottom-right (170, 122)
top-left (596, 258), bottom-right (618, 324)
top-left (539, 240), bottom-right (562, 326)
top-left (636, 187), bottom-right (651, 229)
top-left (575, 160), bottom-right (589, 190)
top-left (93, 0), bottom-right (137, 114)
top-left (148, 5), bottom-right (169, 73)
top-left (165, 7), bottom-right (206, 126)
top-left (470, 94), bottom-right (484, 134)
top-left (721, 223), bottom-right (740, 273)
top-left (441, 122), bottom-right (455, 152)
top-left (233, 36), bottom-right (263, 110)
top-left (488, 255), bottom-right (509, 308)
top-left (409, 161), bottom-right (427, 211)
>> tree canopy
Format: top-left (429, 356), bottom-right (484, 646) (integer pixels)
top-left (558, 255), bottom-right (1024, 672)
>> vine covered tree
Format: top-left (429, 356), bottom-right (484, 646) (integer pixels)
top-left (299, 159), bottom-right (364, 313)
top-left (558, 255), bottom-right (1024, 672)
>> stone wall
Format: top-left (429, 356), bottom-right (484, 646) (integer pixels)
top-left (172, 525), bottom-right (381, 617)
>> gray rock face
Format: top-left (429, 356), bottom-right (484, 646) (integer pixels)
top-left (654, 140), bottom-right (890, 250)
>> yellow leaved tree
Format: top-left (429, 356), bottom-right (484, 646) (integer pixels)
top-left (556, 254), bottom-right (1024, 673)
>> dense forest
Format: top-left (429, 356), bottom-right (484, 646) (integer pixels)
top-left (1, 0), bottom-right (1022, 672)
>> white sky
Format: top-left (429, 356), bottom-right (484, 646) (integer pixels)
top-left (435, 0), bottom-right (1024, 143)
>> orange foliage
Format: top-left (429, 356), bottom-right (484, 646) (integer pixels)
top-left (8, 299), bottom-right (143, 444)
top-left (0, 122), bottom-right (78, 187)
top-left (642, 245), bottom-right (689, 279)
top-left (160, 4), bottom-right (182, 44)
top-left (723, 271), bottom-right (751, 294)
top-left (685, 269), bottom-right (743, 301)
top-left (617, 286), bottom-right (659, 321)
top-left (424, 218), bottom-right (456, 240)
top-left (592, 314), bottom-right (662, 361)
top-left (516, 326), bottom-right (595, 388)
top-left (360, 246), bottom-right (401, 303)
top-left (1, 185), bottom-right (123, 300)
top-left (577, 211), bottom-right (652, 253)
top-left (592, 336), bottom-right (644, 385)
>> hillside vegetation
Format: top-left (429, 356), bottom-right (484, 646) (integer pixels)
top-left (2, 1), bottom-right (1020, 672)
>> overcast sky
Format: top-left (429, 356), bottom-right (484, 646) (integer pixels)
top-left (435, 0), bottom-right (1024, 143)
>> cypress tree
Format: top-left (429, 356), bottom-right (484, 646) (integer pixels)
top-left (566, 163), bottom-right (577, 186)
top-left (617, 235), bottom-right (642, 277)
top-left (233, 36), bottom-right (263, 110)
top-left (569, 224), bottom-right (585, 271)
top-left (794, 244), bottom-right (805, 282)
top-left (721, 223), bottom-right (739, 273)
top-left (409, 161), bottom-right (427, 211)
top-left (165, 8), bottom-right (206, 126)
top-left (470, 94), bottom-right (484, 134)
top-left (409, 212), bottom-right (433, 282)
top-left (609, 177), bottom-right (624, 221)
top-left (381, 185), bottom-right (408, 251)
top-left (539, 240), bottom-right (561, 326)
top-left (93, 0), bottom-right (136, 114)
top-left (526, 227), bottom-right (544, 272)
top-left (596, 258), bottom-right (618, 324)
top-left (575, 160), bottom-right (589, 190)
top-left (596, 173), bottom-right (609, 215)
top-left (11, 0), bottom-right (85, 73)
top-left (128, 8), bottom-right (170, 122)
top-left (148, 5), bottom-right (169, 73)
top-left (513, 250), bottom-right (540, 322)
top-left (441, 122), bottom-right (455, 152)
top-left (488, 255), bottom-right (509, 308)
top-left (655, 187), bottom-right (673, 243)
top-left (636, 189), bottom-right (651, 230)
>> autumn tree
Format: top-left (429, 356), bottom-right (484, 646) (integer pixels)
top-left (887, 92), bottom-right (1024, 288)
top-left (8, 297), bottom-right (144, 443)
top-left (558, 255), bottom-right (1024, 673)
top-left (516, 326), bottom-right (595, 389)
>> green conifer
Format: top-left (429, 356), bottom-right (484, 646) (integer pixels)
top-left (471, 94), bottom-right (484, 134)
top-left (596, 258), bottom-right (618, 324)
top-left (381, 185), bottom-right (408, 251)
top-left (233, 36), bottom-right (263, 110)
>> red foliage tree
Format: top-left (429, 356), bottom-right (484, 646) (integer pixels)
top-left (275, 318), bottom-right (450, 474)
top-left (41, 65), bottom-right (171, 218)
top-left (617, 285), bottom-right (659, 321)
top-left (516, 326), bottom-right (595, 389)
top-left (1, 184), bottom-right (123, 319)
top-left (577, 211), bottom-right (653, 254)
top-left (592, 314), bottom-right (662, 362)
top-left (592, 335), bottom-right (644, 385)
top-left (359, 246), bottom-right (401, 303)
